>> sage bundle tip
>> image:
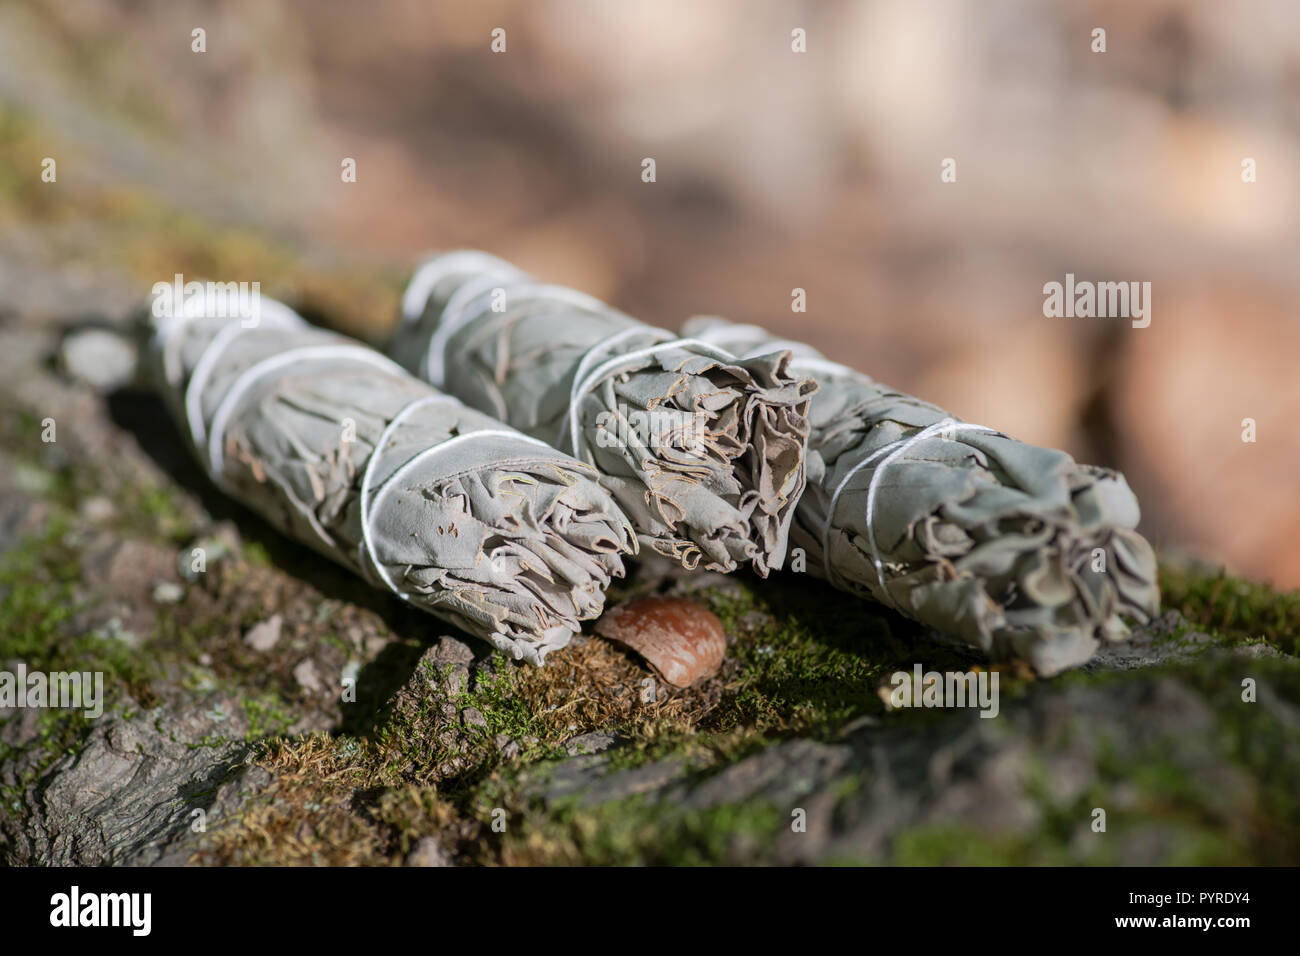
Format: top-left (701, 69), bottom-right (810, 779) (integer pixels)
top-left (391, 251), bottom-right (817, 577)
top-left (682, 316), bottom-right (1160, 676)
top-left (147, 292), bottom-right (636, 665)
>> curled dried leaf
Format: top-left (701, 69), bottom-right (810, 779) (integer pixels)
top-left (594, 596), bottom-right (726, 687)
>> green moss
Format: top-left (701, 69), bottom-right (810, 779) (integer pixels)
top-left (114, 482), bottom-right (199, 545)
top-left (499, 794), bottom-right (786, 866)
top-left (883, 818), bottom-right (1247, 866)
top-left (878, 656), bottom-right (1300, 866)
top-left (1162, 564), bottom-right (1300, 654)
top-left (528, 573), bottom-right (1000, 782)
top-left (242, 694), bottom-right (297, 742)
top-left (455, 658), bottom-right (543, 746)
top-left (707, 575), bottom-right (993, 736)
top-left (886, 826), bottom-right (1037, 866)
top-left (0, 519), bottom-right (158, 700)
top-left (0, 517), bottom-right (81, 654)
top-left (1, 397), bottom-right (199, 553)
top-left (359, 654), bottom-right (549, 800)
top-left (241, 541), bottom-right (273, 568)
top-left (0, 104), bottom-right (66, 221)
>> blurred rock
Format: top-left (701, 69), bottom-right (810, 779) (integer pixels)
top-left (58, 327), bottom-right (138, 392)
top-left (151, 581), bottom-right (184, 605)
top-left (406, 836), bottom-right (453, 867)
top-left (293, 658), bottom-right (323, 693)
top-left (244, 615), bottom-right (283, 652)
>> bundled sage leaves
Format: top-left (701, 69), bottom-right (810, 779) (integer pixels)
top-left (681, 316), bottom-right (1160, 675)
top-left (148, 295), bottom-right (635, 664)
top-left (390, 251), bottom-right (815, 575)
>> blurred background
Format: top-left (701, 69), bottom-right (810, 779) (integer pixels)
top-left (1, 0), bottom-right (1298, 586)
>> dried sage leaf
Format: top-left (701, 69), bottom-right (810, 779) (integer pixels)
top-left (390, 251), bottom-right (815, 576)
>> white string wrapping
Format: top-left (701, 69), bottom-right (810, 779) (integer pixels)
top-left (688, 322), bottom-right (992, 605)
top-left (564, 334), bottom-right (740, 459)
top-left (185, 331), bottom-right (557, 606)
top-left (389, 255), bottom-right (817, 576)
top-left (400, 250), bottom-right (524, 324)
top-left (171, 302), bottom-right (306, 452)
top-left (820, 418), bottom-right (995, 606)
top-left (680, 314), bottom-right (1163, 675)
top-left (424, 281), bottom-right (608, 390)
top-left (151, 299), bottom-right (635, 663)
top-left (710, 325), bottom-right (1001, 601)
top-left (356, 392), bottom-right (459, 591)
top-left (693, 324), bottom-right (856, 381)
top-left (165, 316), bottom-right (455, 606)
top-left (205, 344), bottom-right (408, 483)
top-left (358, 390), bottom-right (550, 599)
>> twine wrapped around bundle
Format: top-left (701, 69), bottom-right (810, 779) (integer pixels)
top-left (149, 295), bottom-right (635, 664)
top-left (390, 251), bottom-right (815, 575)
top-left (681, 316), bottom-right (1160, 675)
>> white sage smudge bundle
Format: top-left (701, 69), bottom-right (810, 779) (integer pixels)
top-left (681, 316), bottom-right (1160, 675)
top-left (148, 296), bottom-right (635, 664)
top-left (390, 251), bottom-right (815, 575)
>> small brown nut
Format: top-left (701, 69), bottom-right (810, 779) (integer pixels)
top-left (595, 596), bottom-right (726, 687)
